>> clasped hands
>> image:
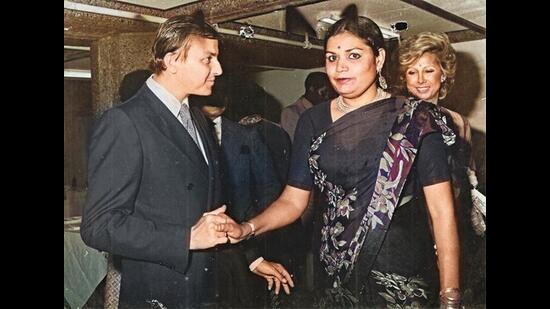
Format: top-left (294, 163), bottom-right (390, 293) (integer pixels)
top-left (189, 205), bottom-right (294, 294)
top-left (190, 205), bottom-right (234, 250)
top-left (189, 205), bottom-right (247, 249)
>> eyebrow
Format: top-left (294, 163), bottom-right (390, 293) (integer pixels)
top-left (325, 47), bottom-right (364, 54)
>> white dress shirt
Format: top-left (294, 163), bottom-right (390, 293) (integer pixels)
top-left (212, 116), bottom-right (222, 145)
top-left (146, 76), bottom-right (209, 164)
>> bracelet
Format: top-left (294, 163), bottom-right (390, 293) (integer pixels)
top-left (439, 288), bottom-right (461, 308)
top-left (243, 221), bottom-right (255, 239)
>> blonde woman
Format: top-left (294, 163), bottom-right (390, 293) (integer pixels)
top-left (399, 31), bottom-right (486, 307)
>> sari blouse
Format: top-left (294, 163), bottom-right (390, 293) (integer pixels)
top-left (287, 97), bottom-right (451, 286)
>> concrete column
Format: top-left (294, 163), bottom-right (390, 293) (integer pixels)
top-left (90, 32), bottom-right (155, 116)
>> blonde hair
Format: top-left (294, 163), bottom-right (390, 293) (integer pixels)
top-left (398, 32), bottom-right (456, 99)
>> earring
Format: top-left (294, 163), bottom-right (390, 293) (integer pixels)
top-left (441, 75), bottom-right (446, 83)
top-left (378, 70), bottom-right (388, 90)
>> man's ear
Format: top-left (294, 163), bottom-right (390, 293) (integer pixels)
top-left (376, 48), bottom-right (386, 72)
top-left (163, 52), bottom-right (178, 74)
top-left (307, 85), bottom-right (316, 95)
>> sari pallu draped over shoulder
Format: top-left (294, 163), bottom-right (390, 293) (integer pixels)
top-left (308, 97), bottom-right (456, 288)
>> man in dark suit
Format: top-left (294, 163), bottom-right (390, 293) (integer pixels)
top-left (192, 80), bottom-right (290, 306)
top-left (80, 12), bottom-right (233, 308)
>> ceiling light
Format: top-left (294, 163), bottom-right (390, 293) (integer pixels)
top-left (380, 27), bottom-right (400, 39)
top-left (390, 21), bottom-right (408, 33)
top-left (319, 17), bottom-right (336, 25)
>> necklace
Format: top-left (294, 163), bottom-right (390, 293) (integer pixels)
top-left (335, 88), bottom-right (390, 114)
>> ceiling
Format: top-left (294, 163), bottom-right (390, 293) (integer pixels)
top-left (64, 0), bottom-right (485, 71)
top-left (240, 0), bottom-right (485, 39)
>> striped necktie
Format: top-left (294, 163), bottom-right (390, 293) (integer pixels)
top-left (178, 104), bottom-right (199, 146)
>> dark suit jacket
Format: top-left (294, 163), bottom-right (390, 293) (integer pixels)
top-left (80, 85), bottom-right (223, 308)
top-left (219, 117), bottom-right (281, 222)
top-left (214, 117), bottom-right (282, 306)
top-left (249, 118), bottom-right (292, 185)
top-left (238, 117), bottom-right (305, 268)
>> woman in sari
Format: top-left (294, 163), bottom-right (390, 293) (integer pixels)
top-left (221, 7), bottom-right (462, 308)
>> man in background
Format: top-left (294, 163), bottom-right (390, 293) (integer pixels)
top-left (280, 71), bottom-right (335, 141)
top-left (192, 77), bottom-right (286, 307)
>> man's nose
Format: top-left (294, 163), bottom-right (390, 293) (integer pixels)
top-left (212, 59), bottom-right (223, 76)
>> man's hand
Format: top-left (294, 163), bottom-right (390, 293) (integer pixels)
top-left (215, 220), bottom-right (249, 243)
top-left (190, 205), bottom-right (231, 250)
top-left (252, 260), bottom-right (295, 295)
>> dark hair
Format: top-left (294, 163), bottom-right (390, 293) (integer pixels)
top-left (304, 71), bottom-right (329, 91)
top-left (119, 69), bottom-right (152, 102)
top-left (324, 5), bottom-right (385, 57)
top-left (150, 11), bottom-right (220, 74)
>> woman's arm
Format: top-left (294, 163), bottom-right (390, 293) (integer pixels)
top-left (223, 185), bottom-right (311, 239)
top-left (423, 181), bottom-right (460, 298)
top-left (218, 185), bottom-right (310, 294)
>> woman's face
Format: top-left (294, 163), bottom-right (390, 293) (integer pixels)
top-left (325, 32), bottom-right (384, 100)
top-left (405, 52), bottom-right (444, 103)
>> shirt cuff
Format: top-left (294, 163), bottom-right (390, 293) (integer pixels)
top-left (248, 256), bottom-right (264, 271)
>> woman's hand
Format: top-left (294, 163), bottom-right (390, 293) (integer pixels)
top-left (252, 260), bottom-right (295, 295)
top-left (214, 220), bottom-right (248, 243)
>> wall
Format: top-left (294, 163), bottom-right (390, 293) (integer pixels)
top-left (64, 78), bottom-right (93, 217)
top-left (91, 32), bottom-right (155, 114)
top-left (448, 39), bottom-right (486, 133)
top-left (446, 39), bottom-right (486, 187)
top-left (251, 67), bottom-right (325, 109)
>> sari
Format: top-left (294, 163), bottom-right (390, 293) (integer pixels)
top-left (308, 96), bottom-right (455, 307)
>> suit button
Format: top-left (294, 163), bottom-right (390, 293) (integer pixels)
top-left (187, 183), bottom-right (194, 190)
top-left (204, 267), bottom-right (209, 272)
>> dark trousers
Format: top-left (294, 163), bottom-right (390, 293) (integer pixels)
top-left (216, 246), bottom-right (265, 308)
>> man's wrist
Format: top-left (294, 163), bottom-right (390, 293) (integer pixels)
top-left (248, 256), bottom-right (264, 271)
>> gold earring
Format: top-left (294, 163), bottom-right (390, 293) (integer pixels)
top-left (378, 70), bottom-right (387, 90)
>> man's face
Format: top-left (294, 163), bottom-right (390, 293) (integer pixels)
top-left (175, 36), bottom-right (223, 96)
top-left (201, 105), bottom-right (225, 120)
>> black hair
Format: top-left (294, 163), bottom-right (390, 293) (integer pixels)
top-left (324, 4), bottom-right (385, 56)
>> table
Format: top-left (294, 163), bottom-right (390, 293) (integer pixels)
top-left (64, 229), bottom-right (108, 309)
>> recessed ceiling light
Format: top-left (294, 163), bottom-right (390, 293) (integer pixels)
top-left (390, 21), bottom-right (408, 33)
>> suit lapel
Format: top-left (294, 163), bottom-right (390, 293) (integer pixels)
top-left (140, 86), bottom-right (209, 177)
top-left (192, 106), bottom-right (223, 211)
